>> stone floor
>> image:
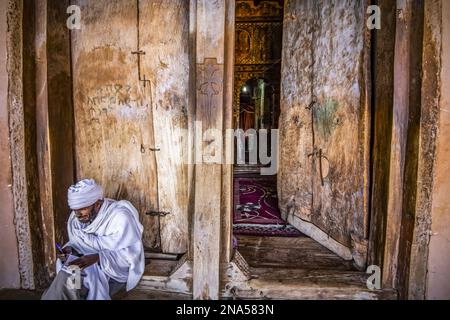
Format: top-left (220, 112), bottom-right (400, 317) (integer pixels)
top-left (0, 288), bottom-right (190, 300)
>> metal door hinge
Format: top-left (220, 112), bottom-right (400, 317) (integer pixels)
top-left (146, 211), bottom-right (171, 217)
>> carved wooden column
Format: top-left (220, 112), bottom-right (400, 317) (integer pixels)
top-left (192, 0), bottom-right (230, 300)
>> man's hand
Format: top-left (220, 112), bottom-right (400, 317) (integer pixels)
top-left (57, 246), bottom-right (74, 263)
top-left (69, 254), bottom-right (100, 270)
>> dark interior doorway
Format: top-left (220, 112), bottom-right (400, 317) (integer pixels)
top-left (231, 0), bottom-right (290, 238)
top-left (231, 0), bottom-right (363, 276)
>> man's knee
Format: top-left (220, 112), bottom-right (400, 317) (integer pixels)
top-left (41, 271), bottom-right (87, 300)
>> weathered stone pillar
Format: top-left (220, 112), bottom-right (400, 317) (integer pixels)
top-left (0, 0), bottom-right (21, 290)
top-left (5, 0), bottom-right (36, 290)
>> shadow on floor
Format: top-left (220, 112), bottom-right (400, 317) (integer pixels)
top-left (0, 289), bottom-right (43, 300)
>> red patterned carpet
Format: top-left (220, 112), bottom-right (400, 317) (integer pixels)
top-left (233, 177), bottom-right (303, 237)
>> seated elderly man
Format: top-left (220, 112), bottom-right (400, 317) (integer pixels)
top-left (41, 179), bottom-right (145, 300)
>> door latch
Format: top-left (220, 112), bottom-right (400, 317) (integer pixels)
top-left (308, 148), bottom-right (328, 187)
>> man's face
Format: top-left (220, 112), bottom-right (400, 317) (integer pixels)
top-left (74, 204), bottom-right (95, 223)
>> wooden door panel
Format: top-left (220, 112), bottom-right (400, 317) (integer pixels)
top-left (72, 0), bottom-right (160, 249)
top-left (311, 0), bottom-right (369, 250)
top-left (72, 0), bottom-right (190, 253)
top-left (139, 0), bottom-right (190, 254)
top-left (278, 0), bottom-right (315, 222)
top-left (279, 0), bottom-right (370, 266)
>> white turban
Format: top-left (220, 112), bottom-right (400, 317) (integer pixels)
top-left (67, 179), bottom-right (104, 210)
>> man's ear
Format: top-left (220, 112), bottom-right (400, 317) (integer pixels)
top-left (95, 200), bottom-right (103, 210)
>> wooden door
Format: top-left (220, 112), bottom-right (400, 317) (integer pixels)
top-left (279, 0), bottom-right (370, 268)
top-left (71, 0), bottom-right (190, 254)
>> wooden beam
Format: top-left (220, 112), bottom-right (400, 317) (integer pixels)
top-left (395, 0), bottom-right (425, 299)
top-left (187, 0), bottom-right (198, 261)
top-left (288, 214), bottom-right (353, 262)
top-left (367, 0), bottom-right (396, 270)
top-left (383, 0), bottom-right (411, 288)
top-left (192, 0), bottom-right (227, 300)
top-left (383, 0), bottom-right (423, 289)
top-left (35, 0), bottom-right (75, 281)
top-left (47, 0), bottom-right (76, 246)
top-left (35, 0), bottom-right (56, 284)
top-left (23, 0), bottom-right (55, 288)
top-left (407, 0), bottom-right (442, 299)
top-left (220, 0), bottom-right (235, 264)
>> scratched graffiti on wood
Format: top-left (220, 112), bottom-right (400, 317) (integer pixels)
top-left (86, 83), bottom-right (135, 106)
top-left (84, 83), bottom-right (150, 123)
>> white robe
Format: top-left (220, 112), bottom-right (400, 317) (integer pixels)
top-left (60, 198), bottom-right (145, 300)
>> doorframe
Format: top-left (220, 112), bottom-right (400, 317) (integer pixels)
top-left (222, 0), bottom-right (373, 268)
top-left (219, 0), bottom-right (444, 298)
top-left (219, 0), bottom-right (236, 266)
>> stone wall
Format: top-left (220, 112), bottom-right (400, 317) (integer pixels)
top-left (0, 0), bottom-right (20, 289)
top-left (426, 0), bottom-right (450, 300)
